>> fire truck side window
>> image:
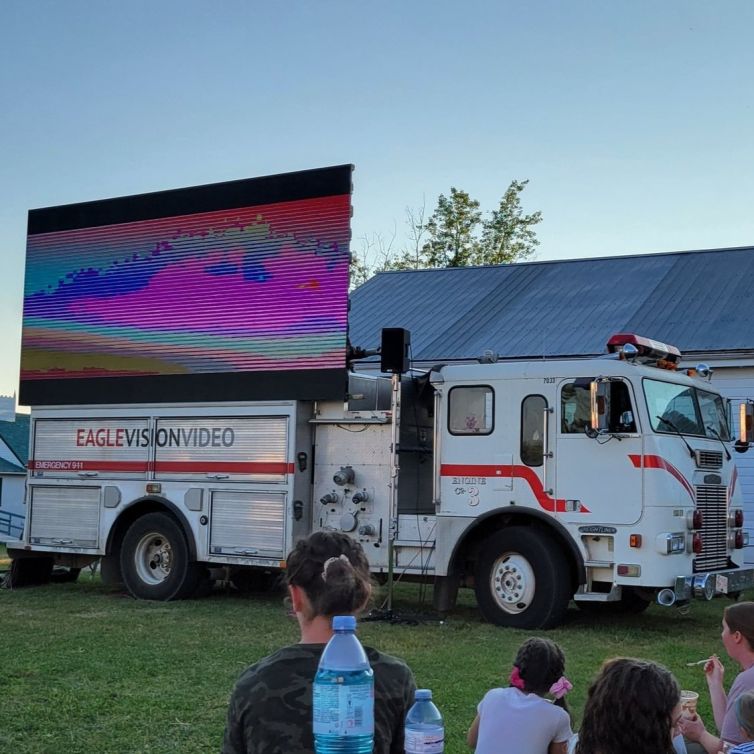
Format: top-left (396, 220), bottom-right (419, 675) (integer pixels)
top-left (561, 383), bottom-right (591, 433)
top-left (521, 395), bottom-right (546, 466)
top-left (608, 381), bottom-right (637, 432)
top-left (448, 386), bottom-right (494, 435)
top-left (562, 380), bottom-right (637, 433)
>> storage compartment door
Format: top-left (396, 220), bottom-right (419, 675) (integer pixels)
top-left (154, 417), bottom-right (290, 482)
top-left (209, 490), bottom-right (286, 557)
top-left (29, 486), bottom-right (100, 548)
top-left (30, 418), bottom-right (150, 480)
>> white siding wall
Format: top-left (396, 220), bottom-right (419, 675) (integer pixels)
top-left (708, 366), bottom-right (754, 565)
top-left (0, 473), bottom-right (26, 541)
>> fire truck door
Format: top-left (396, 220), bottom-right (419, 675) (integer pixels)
top-left (439, 385), bottom-right (512, 514)
top-left (554, 379), bottom-right (642, 525)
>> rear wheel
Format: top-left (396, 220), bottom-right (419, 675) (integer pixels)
top-left (120, 512), bottom-right (201, 601)
top-left (474, 527), bottom-right (571, 629)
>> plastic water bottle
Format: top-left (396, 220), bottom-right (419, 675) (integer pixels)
top-left (404, 689), bottom-right (444, 753)
top-left (313, 615), bottom-right (374, 754)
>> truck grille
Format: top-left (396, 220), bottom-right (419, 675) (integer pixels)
top-left (694, 484), bottom-right (728, 572)
top-left (695, 450), bottom-right (723, 470)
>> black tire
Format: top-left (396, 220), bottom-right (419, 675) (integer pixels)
top-left (120, 512), bottom-right (201, 601)
top-left (474, 527), bottom-right (571, 629)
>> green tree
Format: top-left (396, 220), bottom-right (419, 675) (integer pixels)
top-left (350, 179), bottom-right (543, 286)
top-left (421, 188), bottom-right (482, 268)
top-left (476, 179), bottom-right (542, 265)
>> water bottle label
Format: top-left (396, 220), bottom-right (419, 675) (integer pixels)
top-left (313, 681), bottom-right (374, 737)
top-left (404, 728), bottom-right (444, 753)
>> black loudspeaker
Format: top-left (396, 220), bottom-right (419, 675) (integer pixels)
top-left (380, 328), bottom-right (411, 373)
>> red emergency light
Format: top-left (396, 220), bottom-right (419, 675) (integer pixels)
top-left (607, 333), bottom-right (682, 366)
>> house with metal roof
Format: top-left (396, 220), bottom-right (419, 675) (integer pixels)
top-left (0, 413), bottom-right (29, 541)
top-left (349, 245), bottom-right (754, 560)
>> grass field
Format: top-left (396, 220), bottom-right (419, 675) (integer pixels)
top-left (0, 557), bottom-right (746, 754)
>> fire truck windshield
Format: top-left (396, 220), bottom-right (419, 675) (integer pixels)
top-left (643, 378), bottom-right (730, 440)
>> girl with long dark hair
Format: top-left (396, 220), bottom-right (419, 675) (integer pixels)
top-left (575, 657), bottom-right (682, 754)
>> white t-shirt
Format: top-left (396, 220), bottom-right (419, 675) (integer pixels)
top-left (475, 687), bottom-right (573, 754)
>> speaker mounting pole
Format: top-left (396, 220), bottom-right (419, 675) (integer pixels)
top-left (386, 369), bottom-right (401, 615)
top-left (380, 328), bottom-right (410, 617)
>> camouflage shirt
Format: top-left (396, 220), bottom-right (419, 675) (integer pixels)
top-left (222, 643), bottom-right (416, 754)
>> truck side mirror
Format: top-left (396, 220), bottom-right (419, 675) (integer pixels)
top-left (736, 401), bottom-right (754, 452)
top-left (589, 380), bottom-right (610, 435)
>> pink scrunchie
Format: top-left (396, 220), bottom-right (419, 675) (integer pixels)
top-left (509, 665), bottom-right (526, 690)
top-left (549, 676), bottom-right (573, 699)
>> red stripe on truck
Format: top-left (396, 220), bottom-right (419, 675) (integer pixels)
top-left (628, 454), bottom-right (695, 502)
top-left (440, 463), bottom-right (590, 514)
top-left (154, 461), bottom-right (294, 474)
top-left (28, 460), bottom-right (294, 474)
top-left (28, 460), bottom-right (148, 472)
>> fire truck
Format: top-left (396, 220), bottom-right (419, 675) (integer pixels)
top-left (10, 331), bottom-right (754, 628)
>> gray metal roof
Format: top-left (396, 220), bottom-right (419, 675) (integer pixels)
top-left (0, 414), bottom-right (29, 473)
top-left (348, 246), bottom-right (754, 361)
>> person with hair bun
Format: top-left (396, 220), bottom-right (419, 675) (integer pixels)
top-left (680, 602), bottom-right (754, 753)
top-left (467, 637), bottom-right (574, 753)
top-left (222, 531), bottom-right (416, 754)
top-left (575, 657), bottom-right (682, 754)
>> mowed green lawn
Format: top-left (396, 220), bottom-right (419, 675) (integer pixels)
top-left (0, 556), bottom-right (745, 754)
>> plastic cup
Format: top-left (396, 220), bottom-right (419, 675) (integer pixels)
top-left (680, 690), bottom-right (699, 715)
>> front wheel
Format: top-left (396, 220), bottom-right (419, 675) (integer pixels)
top-left (120, 512), bottom-right (201, 601)
top-left (474, 527), bottom-right (571, 629)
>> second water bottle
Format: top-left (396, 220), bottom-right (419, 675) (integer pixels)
top-left (405, 688), bottom-right (444, 753)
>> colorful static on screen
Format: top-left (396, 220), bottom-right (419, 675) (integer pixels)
top-left (20, 166), bottom-right (352, 405)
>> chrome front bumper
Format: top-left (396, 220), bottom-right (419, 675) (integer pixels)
top-left (671, 567), bottom-right (754, 602)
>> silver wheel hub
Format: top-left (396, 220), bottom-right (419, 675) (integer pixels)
top-left (134, 531), bottom-right (173, 585)
top-left (490, 551), bottom-right (536, 614)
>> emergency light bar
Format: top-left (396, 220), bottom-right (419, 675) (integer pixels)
top-left (607, 333), bottom-right (682, 365)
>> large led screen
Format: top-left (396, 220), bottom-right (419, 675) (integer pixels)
top-left (20, 165), bottom-right (352, 405)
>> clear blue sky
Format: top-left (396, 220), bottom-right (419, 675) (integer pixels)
top-left (2, 1), bottom-right (753, 401)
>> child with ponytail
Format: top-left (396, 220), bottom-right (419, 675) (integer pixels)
top-left (222, 531), bottom-right (416, 754)
top-left (467, 637), bottom-right (574, 754)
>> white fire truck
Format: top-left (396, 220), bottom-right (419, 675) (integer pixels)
top-left (9, 332), bottom-right (754, 628)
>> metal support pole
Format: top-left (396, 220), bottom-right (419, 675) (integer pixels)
top-left (386, 371), bottom-right (401, 614)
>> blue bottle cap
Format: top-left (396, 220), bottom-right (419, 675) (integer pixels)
top-left (332, 615), bottom-right (357, 631)
top-left (415, 689), bottom-right (432, 700)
